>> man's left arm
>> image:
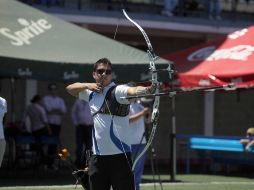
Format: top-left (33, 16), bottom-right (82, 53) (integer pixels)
top-left (115, 84), bottom-right (155, 104)
top-left (127, 85), bottom-right (156, 97)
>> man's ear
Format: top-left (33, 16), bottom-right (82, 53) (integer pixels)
top-left (92, 71), bottom-right (96, 79)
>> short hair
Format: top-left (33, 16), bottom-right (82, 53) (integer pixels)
top-left (247, 128), bottom-right (254, 135)
top-left (93, 58), bottom-right (112, 71)
top-left (30, 95), bottom-right (41, 103)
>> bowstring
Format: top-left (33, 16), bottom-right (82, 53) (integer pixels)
top-left (112, 0), bottom-right (155, 176)
top-left (113, 21), bottom-right (119, 40)
top-left (113, 1), bottom-right (126, 40)
top-left (111, 0), bottom-right (134, 172)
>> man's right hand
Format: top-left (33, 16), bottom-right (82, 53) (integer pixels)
top-left (66, 82), bottom-right (104, 97)
top-left (87, 83), bottom-right (104, 93)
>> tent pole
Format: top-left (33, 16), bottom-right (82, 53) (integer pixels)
top-left (204, 91), bottom-right (214, 136)
top-left (169, 95), bottom-right (177, 181)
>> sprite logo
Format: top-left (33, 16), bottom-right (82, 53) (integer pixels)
top-left (0, 18), bottom-right (52, 46)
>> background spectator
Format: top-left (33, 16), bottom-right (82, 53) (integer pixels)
top-left (42, 83), bottom-right (66, 169)
top-left (23, 95), bottom-right (51, 167)
top-left (208, 0), bottom-right (222, 20)
top-left (240, 127), bottom-right (254, 152)
top-left (161, 0), bottom-right (177, 17)
top-left (71, 99), bottom-right (93, 168)
top-left (129, 99), bottom-right (150, 190)
top-left (0, 96), bottom-right (7, 167)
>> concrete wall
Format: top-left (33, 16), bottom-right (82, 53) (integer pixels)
top-left (153, 92), bottom-right (204, 165)
top-left (214, 89), bottom-right (254, 136)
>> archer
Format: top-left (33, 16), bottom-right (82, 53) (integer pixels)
top-left (66, 58), bottom-right (155, 190)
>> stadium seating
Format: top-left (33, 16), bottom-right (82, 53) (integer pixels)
top-left (183, 135), bottom-right (254, 174)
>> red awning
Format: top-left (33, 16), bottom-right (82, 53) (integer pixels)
top-left (163, 26), bottom-right (254, 89)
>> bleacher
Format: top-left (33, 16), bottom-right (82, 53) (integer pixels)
top-left (179, 135), bottom-right (254, 174)
top-left (22, 0), bottom-right (254, 19)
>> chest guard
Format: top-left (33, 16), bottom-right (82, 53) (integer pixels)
top-left (91, 85), bottom-right (130, 117)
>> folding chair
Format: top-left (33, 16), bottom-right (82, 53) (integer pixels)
top-left (40, 135), bottom-right (61, 170)
top-left (15, 135), bottom-right (38, 168)
top-left (40, 135), bottom-right (59, 146)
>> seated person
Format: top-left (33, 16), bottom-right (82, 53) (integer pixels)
top-left (240, 127), bottom-right (254, 152)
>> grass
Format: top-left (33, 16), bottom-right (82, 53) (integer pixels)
top-left (1, 174), bottom-right (254, 190)
top-left (140, 174), bottom-right (254, 190)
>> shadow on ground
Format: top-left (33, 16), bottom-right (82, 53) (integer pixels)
top-left (0, 168), bottom-right (76, 187)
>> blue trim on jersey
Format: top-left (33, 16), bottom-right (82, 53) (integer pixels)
top-left (89, 91), bottom-right (96, 101)
top-left (109, 118), bottom-right (130, 153)
top-left (92, 127), bottom-right (100, 154)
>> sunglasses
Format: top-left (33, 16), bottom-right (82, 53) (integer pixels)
top-left (96, 69), bottom-right (112, 75)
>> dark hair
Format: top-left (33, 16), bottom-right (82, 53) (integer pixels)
top-left (30, 95), bottom-right (41, 103)
top-left (48, 83), bottom-right (57, 90)
top-left (93, 58), bottom-right (112, 71)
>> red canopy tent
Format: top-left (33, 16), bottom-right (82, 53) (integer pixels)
top-left (163, 26), bottom-right (254, 89)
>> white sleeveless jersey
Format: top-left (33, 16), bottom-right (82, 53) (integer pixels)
top-left (79, 82), bottom-right (132, 155)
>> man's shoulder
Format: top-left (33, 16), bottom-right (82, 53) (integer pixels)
top-left (116, 83), bottom-right (129, 88)
top-left (113, 84), bottom-right (130, 104)
top-left (0, 96), bottom-right (6, 102)
top-left (79, 89), bottom-right (92, 102)
top-left (0, 97), bottom-right (7, 109)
